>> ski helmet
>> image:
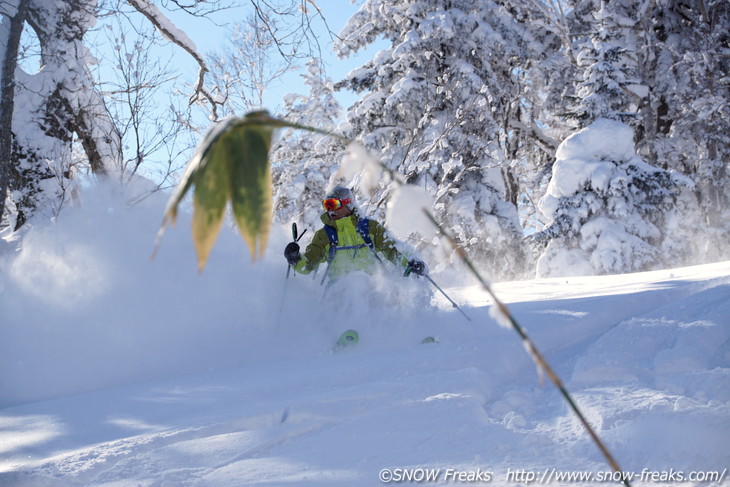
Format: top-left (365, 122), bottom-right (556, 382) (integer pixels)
top-left (325, 186), bottom-right (356, 211)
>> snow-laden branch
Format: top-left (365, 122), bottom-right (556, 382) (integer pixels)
top-left (508, 117), bottom-right (559, 155)
top-left (127, 0), bottom-right (220, 118)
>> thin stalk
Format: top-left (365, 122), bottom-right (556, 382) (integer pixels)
top-left (422, 210), bottom-right (631, 487)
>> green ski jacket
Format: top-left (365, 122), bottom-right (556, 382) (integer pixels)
top-left (292, 210), bottom-right (408, 279)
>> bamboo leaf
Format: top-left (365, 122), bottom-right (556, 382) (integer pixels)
top-left (191, 132), bottom-right (232, 271)
top-left (228, 123), bottom-right (273, 260)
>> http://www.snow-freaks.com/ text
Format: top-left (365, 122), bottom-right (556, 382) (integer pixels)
top-left (378, 467), bottom-right (727, 484)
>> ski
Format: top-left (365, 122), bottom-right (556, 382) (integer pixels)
top-left (335, 329), bottom-right (359, 350)
top-left (334, 330), bottom-right (438, 351)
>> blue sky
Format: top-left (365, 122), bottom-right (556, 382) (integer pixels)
top-left (167, 1), bottom-right (384, 112)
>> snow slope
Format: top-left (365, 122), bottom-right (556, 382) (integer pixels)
top-left (1, 183), bottom-right (728, 486)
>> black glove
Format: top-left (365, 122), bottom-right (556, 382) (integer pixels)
top-left (284, 242), bottom-right (301, 265)
top-left (407, 259), bottom-right (427, 276)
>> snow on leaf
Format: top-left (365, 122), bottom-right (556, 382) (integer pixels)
top-left (386, 184), bottom-right (435, 241)
top-left (332, 142), bottom-right (383, 195)
top-left (488, 301), bottom-right (512, 330)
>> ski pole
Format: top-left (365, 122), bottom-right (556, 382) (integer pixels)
top-left (424, 275), bottom-right (472, 322)
top-left (278, 223), bottom-right (307, 332)
top-left (405, 262), bottom-right (472, 322)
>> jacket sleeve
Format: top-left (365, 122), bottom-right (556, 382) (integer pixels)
top-left (369, 220), bottom-right (409, 268)
top-left (293, 228), bottom-right (330, 274)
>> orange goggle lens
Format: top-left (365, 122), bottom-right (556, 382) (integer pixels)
top-left (323, 198), bottom-right (351, 211)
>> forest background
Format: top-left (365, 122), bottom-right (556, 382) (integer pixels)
top-left (1, 0), bottom-right (728, 281)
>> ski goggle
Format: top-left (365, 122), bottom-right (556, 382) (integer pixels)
top-left (322, 198), bottom-right (351, 211)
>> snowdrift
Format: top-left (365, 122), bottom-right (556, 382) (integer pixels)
top-left (1, 183), bottom-right (728, 486)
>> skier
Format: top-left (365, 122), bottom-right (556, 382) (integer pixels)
top-left (283, 186), bottom-right (427, 282)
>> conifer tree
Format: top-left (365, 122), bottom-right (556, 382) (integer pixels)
top-left (533, 119), bottom-right (693, 277)
top-left (336, 0), bottom-right (534, 279)
top-left (533, 1), bottom-right (699, 276)
top-left (570, 1), bottom-right (644, 129)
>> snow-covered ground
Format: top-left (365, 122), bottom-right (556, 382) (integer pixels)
top-left (1, 183), bottom-right (728, 486)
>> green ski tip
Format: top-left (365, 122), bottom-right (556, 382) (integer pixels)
top-left (336, 329), bottom-right (359, 349)
top-left (421, 336), bottom-right (437, 344)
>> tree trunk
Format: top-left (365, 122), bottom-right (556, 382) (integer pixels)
top-left (0, 0), bottom-right (30, 225)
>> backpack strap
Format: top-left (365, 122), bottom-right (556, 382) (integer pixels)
top-left (357, 218), bottom-right (373, 249)
top-left (358, 218), bottom-right (384, 264)
top-left (323, 224), bottom-right (339, 263)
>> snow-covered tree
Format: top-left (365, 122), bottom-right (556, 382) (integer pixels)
top-left (569, 0), bottom-right (644, 129)
top-left (492, 0), bottom-right (576, 237)
top-left (1, 0), bottom-right (32, 233)
top-left (1, 0), bottom-right (121, 232)
top-left (336, 0), bottom-right (542, 280)
top-left (641, 0), bottom-right (730, 261)
top-left (271, 59), bottom-right (345, 231)
top-left (533, 119), bottom-right (693, 277)
top-left (531, 0), bottom-right (727, 275)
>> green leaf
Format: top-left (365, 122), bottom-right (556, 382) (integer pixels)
top-left (228, 122), bottom-right (273, 260)
top-left (190, 128), bottom-right (233, 271)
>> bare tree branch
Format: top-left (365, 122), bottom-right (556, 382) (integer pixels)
top-left (127, 0), bottom-right (222, 118)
